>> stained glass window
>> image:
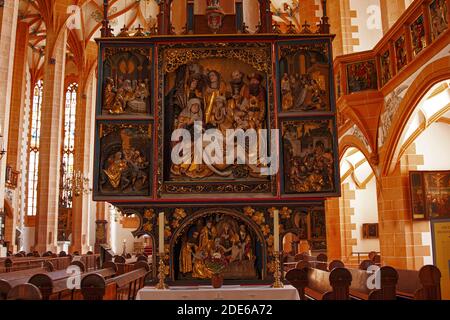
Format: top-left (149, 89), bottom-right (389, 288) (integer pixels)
top-left (60, 83), bottom-right (78, 209)
top-left (27, 80), bottom-right (43, 216)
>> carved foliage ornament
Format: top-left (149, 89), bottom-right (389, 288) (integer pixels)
top-left (163, 44), bottom-right (271, 74)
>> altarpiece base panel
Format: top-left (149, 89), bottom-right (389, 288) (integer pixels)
top-left (118, 203), bottom-right (326, 282)
top-left (93, 35), bottom-right (339, 283)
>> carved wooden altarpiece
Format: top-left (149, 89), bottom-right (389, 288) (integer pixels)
top-left (93, 33), bottom-right (340, 283)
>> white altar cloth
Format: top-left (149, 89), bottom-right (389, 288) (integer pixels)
top-left (135, 285), bottom-right (300, 300)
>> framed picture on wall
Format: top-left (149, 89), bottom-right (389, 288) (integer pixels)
top-left (409, 170), bottom-right (450, 220)
top-left (362, 223), bottom-right (379, 239)
top-left (410, 171), bottom-right (426, 219)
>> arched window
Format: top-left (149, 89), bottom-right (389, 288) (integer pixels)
top-left (27, 80), bottom-right (43, 217)
top-left (60, 83), bottom-right (78, 209)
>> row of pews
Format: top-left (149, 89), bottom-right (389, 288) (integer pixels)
top-left (0, 251), bottom-right (152, 300)
top-left (285, 254), bottom-right (442, 300)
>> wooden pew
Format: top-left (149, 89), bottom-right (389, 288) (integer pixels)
top-left (0, 260), bottom-right (85, 300)
top-left (294, 253), bottom-right (328, 270)
top-left (329, 260), bottom-right (441, 300)
top-left (348, 266), bottom-right (398, 300)
top-left (0, 264), bottom-right (54, 300)
top-left (328, 260), bottom-right (345, 271)
top-left (27, 261), bottom-right (118, 300)
top-left (2, 255), bottom-right (72, 273)
top-left (396, 265), bottom-right (441, 300)
top-left (6, 283), bottom-right (43, 300)
top-left (73, 254), bottom-right (99, 271)
top-left (359, 259), bottom-right (375, 270)
top-left (286, 265), bottom-right (352, 300)
top-left (80, 261), bottom-right (150, 300)
top-left (114, 255), bottom-right (151, 275)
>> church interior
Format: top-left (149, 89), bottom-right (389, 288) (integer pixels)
top-left (0, 0), bottom-right (449, 301)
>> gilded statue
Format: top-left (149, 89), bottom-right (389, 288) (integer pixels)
top-left (102, 77), bottom-right (150, 115)
top-left (100, 127), bottom-right (150, 193)
top-left (204, 70), bottom-right (227, 125)
top-left (103, 151), bottom-right (128, 188)
top-left (198, 219), bottom-right (217, 255)
top-left (176, 98), bottom-right (204, 129)
top-left (179, 237), bottom-right (194, 274)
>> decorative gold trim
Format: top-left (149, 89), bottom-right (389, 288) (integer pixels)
top-left (162, 44), bottom-right (271, 74)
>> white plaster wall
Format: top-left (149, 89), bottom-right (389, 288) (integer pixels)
top-left (350, 0), bottom-right (383, 52)
top-left (414, 122), bottom-right (450, 265)
top-left (415, 122), bottom-right (450, 171)
top-left (109, 208), bottom-right (140, 255)
top-left (22, 226), bottom-right (35, 253)
top-left (243, 0), bottom-right (260, 33)
top-left (346, 176), bottom-right (381, 253)
top-left (405, 0), bottom-right (414, 9)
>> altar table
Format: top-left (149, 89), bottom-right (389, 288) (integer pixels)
top-left (136, 285), bottom-right (300, 300)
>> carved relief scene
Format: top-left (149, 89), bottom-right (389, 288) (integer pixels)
top-left (282, 119), bottom-right (336, 194)
top-left (98, 123), bottom-right (152, 196)
top-left (346, 60), bottom-right (378, 93)
top-left (410, 15), bottom-right (427, 56)
top-left (380, 50), bottom-right (392, 86)
top-left (278, 43), bottom-right (330, 112)
top-left (430, 0), bottom-right (448, 40)
top-left (173, 212), bottom-right (261, 281)
top-left (161, 44), bottom-right (274, 193)
top-left (102, 48), bottom-right (152, 115)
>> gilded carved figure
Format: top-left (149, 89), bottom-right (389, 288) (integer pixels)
top-left (279, 44), bottom-right (330, 112)
top-left (166, 60), bottom-right (268, 181)
top-left (430, 0), bottom-right (448, 40)
top-left (282, 120), bottom-right (335, 194)
top-left (102, 48), bottom-right (151, 115)
top-left (99, 124), bottom-right (151, 196)
top-left (177, 215), bottom-right (257, 280)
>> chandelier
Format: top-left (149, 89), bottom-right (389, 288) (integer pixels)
top-left (0, 130), bottom-right (6, 161)
top-left (72, 171), bottom-right (92, 197)
top-left (61, 170), bottom-right (92, 205)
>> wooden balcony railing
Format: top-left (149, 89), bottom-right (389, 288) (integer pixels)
top-left (334, 0), bottom-right (450, 98)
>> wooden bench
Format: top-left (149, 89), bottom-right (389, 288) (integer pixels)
top-left (0, 265), bottom-right (54, 300)
top-left (114, 255), bottom-right (151, 275)
top-left (396, 265), bottom-right (441, 300)
top-left (286, 266), bottom-right (352, 300)
top-left (2, 255), bottom-right (72, 273)
top-left (328, 260), bottom-right (345, 271)
top-left (348, 266), bottom-right (398, 300)
top-left (294, 253), bottom-right (328, 271)
top-left (0, 259), bottom-right (86, 300)
top-left (6, 283), bottom-right (43, 300)
top-left (25, 260), bottom-right (116, 300)
top-left (80, 261), bottom-right (151, 300)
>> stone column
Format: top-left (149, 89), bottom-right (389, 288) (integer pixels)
top-left (69, 91), bottom-right (87, 254)
top-left (380, 0), bottom-right (406, 34)
top-left (0, 0), bottom-right (19, 242)
top-left (70, 61), bottom-right (97, 254)
top-left (329, 0), bottom-right (357, 56)
top-left (325, 197), bottom-right (343, 261)
top-left (95, 202), bottom-right (108, 253)
top-left (377, 144), bottom-right (431, 270)
top-left (34, 29), bottom-right (67, 253)
top-left (158, 0), bottom-right (173, 35)
top-left (4, 21), bottom-right (29, 250)
top-left (257, 0), bottom-right (272, 33)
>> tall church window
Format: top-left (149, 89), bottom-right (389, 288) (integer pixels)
top-left (60, 83), bottom-right (78, 209)
top-left (27, 80), bottom-right (43, 217)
